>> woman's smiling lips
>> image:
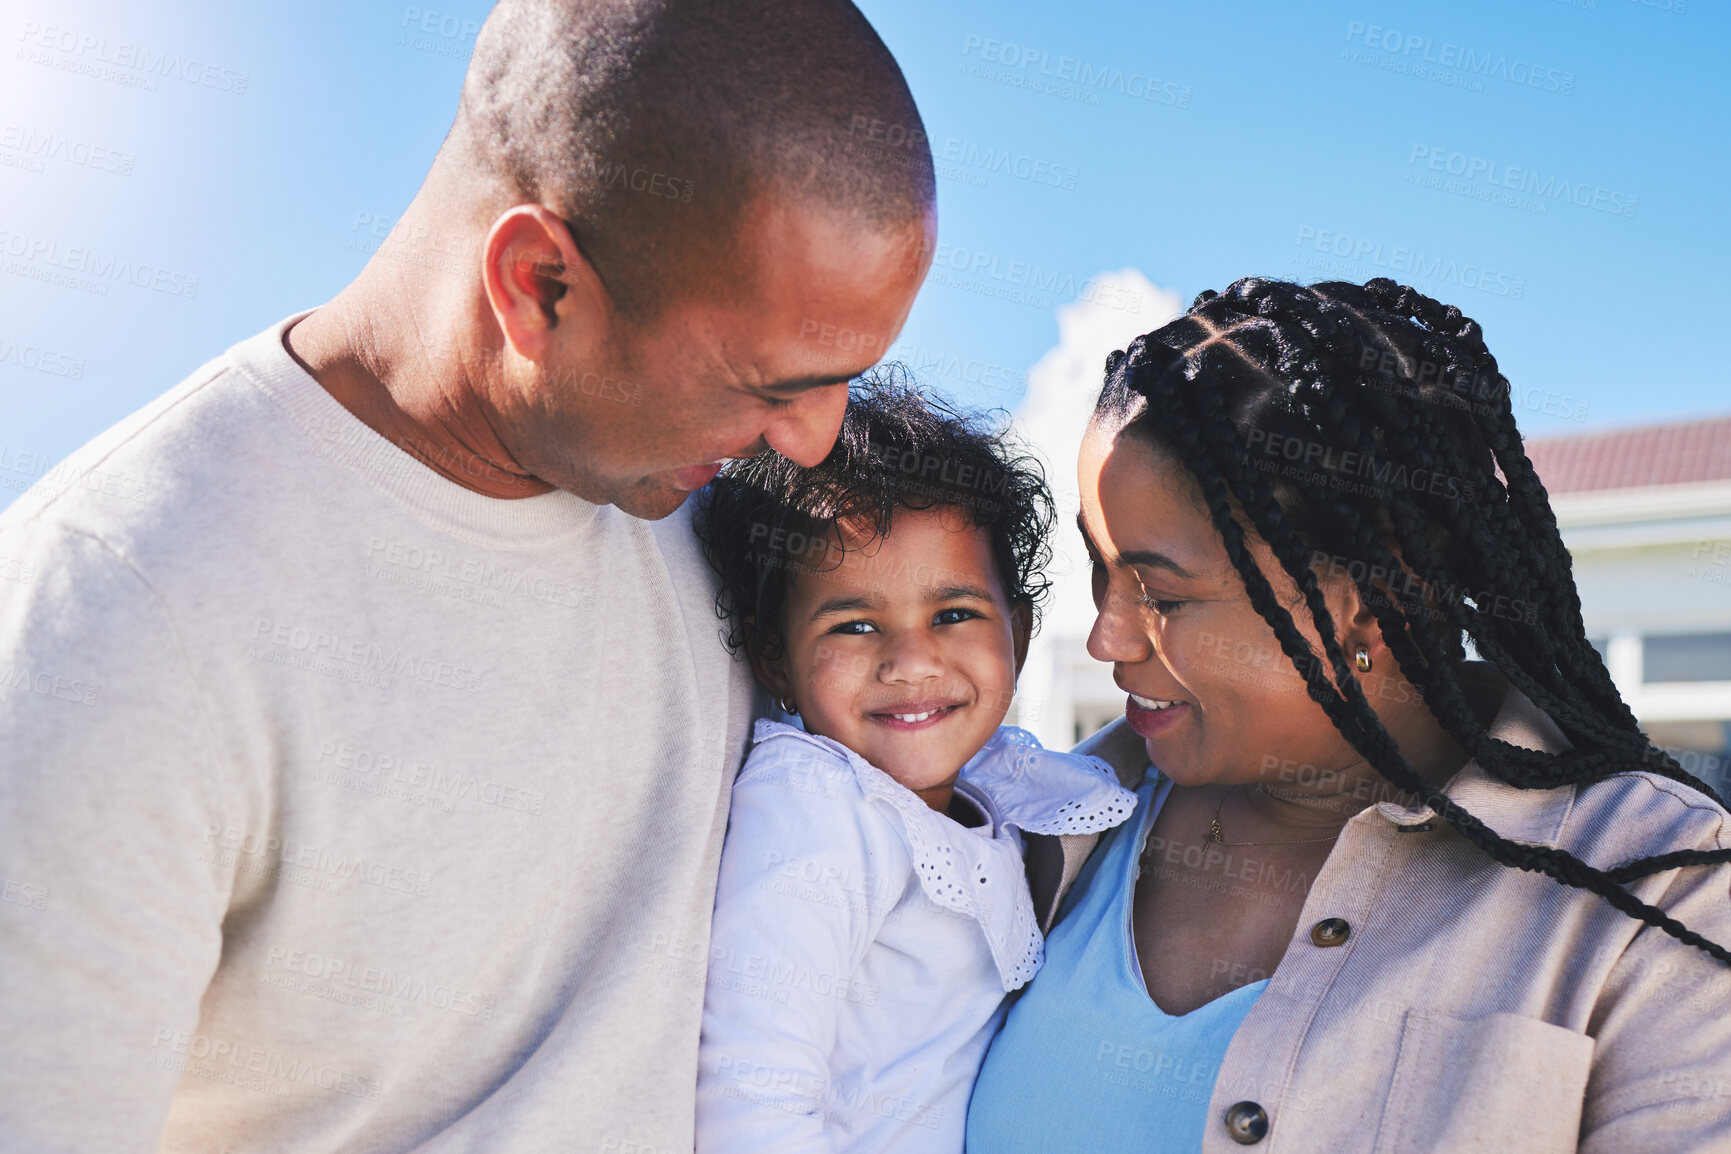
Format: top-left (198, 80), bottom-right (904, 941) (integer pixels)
top-left (867, 701), bottom-right (965, 731)
top-left (1125, 690), bottom-right (1189, 737)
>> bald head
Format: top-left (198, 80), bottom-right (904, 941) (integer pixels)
top-left (448, 0), bottom-right (935, 317)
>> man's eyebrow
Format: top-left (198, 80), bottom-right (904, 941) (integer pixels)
top-left (810, 592), bottom-right (884, 619)
top-left (1074, 513), bottom-right (1195, 580)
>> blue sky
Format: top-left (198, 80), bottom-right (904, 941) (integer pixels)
top-left (2, 0), bottom-right (1725, 495)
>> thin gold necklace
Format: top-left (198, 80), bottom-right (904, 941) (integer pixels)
top-left (1205, 784), bottom-right (1344, 848)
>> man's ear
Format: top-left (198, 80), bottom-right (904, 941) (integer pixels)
top-left (481, 205), bottom-right (608, 363)
top-left (1010, 601), bottom-right (1033, 678)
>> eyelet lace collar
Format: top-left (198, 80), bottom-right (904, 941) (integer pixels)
top-left (957, 726), bottom-right (1139, 837)
top-left (749, 720), bottom-right (1136, 990)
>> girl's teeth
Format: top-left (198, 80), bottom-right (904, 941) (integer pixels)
top-left (1130, 694), bottom-right (1178, 711)
top-left (894, 710), bottom-right (935, 723)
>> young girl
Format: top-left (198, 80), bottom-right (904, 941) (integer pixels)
top-left (690, 381), bottom-right (1136, 1153)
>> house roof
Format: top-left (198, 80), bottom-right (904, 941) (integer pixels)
top-left (1525, 414), bottom-right (1731, 495)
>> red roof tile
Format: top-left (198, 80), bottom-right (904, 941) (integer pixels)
top-left (1525, 414), bottom-right (1731, 495)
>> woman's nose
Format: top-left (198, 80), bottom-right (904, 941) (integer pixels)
top-left (1086, 584), bottom-right (1154, 666)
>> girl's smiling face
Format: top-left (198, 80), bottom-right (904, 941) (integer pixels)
top-left (754, 505), bottom-right (1031, 810)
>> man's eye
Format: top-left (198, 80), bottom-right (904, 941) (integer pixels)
top-left (830, 620), bottom-right (876, 635)
top-left (933, 608), bottom-right (980, 626)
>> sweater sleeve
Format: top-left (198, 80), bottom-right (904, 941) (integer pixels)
top-left (695, 745), bottom-right (904, 1154)
top-left (1580, 786), bottom-right (1731, 1153)
top-left (0, 522), bottom-right (231, 1150)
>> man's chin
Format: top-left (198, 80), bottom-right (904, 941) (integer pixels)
top-left (547, 465), bottom-right (700, 521)
top-left (609, 480), bottom-right (693, 521)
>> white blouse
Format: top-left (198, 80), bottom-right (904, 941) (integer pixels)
top-left (695, 719), bottom-right (1137, 1154)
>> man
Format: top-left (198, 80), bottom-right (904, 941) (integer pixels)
top-left (0, 0), bottom-right (933, 1148)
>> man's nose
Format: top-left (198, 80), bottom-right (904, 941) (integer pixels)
top-left (762, 383), bottom-right (849, 468)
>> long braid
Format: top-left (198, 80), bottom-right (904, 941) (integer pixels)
top-left (1279, 282), bottom-right (1632, 763)
top-left (1262, 278), bottom-right (1720, 806)
top-left (1306, 304), bottom-right (1674, 796)
top-left (1363, 282), bottom-right (1654, 743)
top-left (1253, 280), bottom-right (1691, 788)
top-left (1102, 276), bottom-right (1731, 967)
top-left (1218, 288), bottom-right (1604, 786)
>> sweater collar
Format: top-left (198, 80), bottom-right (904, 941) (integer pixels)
top-left (232, 311), bottom-right (602, 548)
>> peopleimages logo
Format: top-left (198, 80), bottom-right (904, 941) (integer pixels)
top-left (0, 333), bottom-right (84, 379)
top-left (1342, 21), bottom-right (1576, 97)
top-left (925, 242), bottom-right (1146, 313)
top-left (1407, 144), bottom-right (1638, 220)
top-left (937, 137), bottom-right (1080, 191)
top-left (0, 123), bottom-right (136, 177)
top-left (15, 21), bottom-right (250, 95)
top-left (1292, 226), bottom-right (1526, 301)
top-left (959, 34), bottom-right (1192, 109)
top-left (0, 225), bottom-right (200, 299)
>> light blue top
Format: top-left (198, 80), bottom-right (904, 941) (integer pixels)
top-left (965, 776), bottom-right (1269, 1153)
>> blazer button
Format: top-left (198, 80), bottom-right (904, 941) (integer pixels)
top-left (1223, 1100), bottom-right (1269, 1144)
top-left (1310, 917), bottom-right (1351, 947)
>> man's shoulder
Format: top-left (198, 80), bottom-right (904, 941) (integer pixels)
top-left (0, 323), bottom-right (298, 558)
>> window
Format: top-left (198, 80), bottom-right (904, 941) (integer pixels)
top-left (1643, 632), bottom-right (1731, 683)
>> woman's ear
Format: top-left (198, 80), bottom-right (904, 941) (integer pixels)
top-left (1327, 568), bottom-right (1390, 682)
top-left (1010, 601), bottom-right (1033, 677)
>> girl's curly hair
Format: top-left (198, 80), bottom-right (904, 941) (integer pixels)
top-left (692, 368), bottom-right (1055, 660)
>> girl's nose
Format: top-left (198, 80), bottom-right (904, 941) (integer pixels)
top-left (879, 630), bottom-right (945, 684)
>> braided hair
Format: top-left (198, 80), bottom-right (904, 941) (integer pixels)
top-left (1096, 276), bottom-right (1731, 966)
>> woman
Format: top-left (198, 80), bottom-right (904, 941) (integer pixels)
top-left (966, 277), bottom-right (1731, 1153)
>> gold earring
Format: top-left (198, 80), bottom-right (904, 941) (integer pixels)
top-left (1355, 646), bottom-right (1373, 673)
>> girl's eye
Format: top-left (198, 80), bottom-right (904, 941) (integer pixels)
top-left (1141, 594), bottom-right (1186, 615)
top-left (830, 620), bottom-right (877, 635)
top-left (933, 607), bottom-right (981, 627)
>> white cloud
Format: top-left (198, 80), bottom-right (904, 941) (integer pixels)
top-left (1008, 268), bottom-right (1182, 745)
top-left (1014, 268), bottom-right (1181, 636)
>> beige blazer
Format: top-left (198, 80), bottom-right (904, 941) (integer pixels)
top-left (1042, 666), bottom-right (1731, 1153)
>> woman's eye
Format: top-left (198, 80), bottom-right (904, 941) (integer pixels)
top-left (830, 620), bottom-right (876, 635)
top-left (933, 607), bottom-right (980, 626)
top-left (1141, 594), bottom-right (1186, 615)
